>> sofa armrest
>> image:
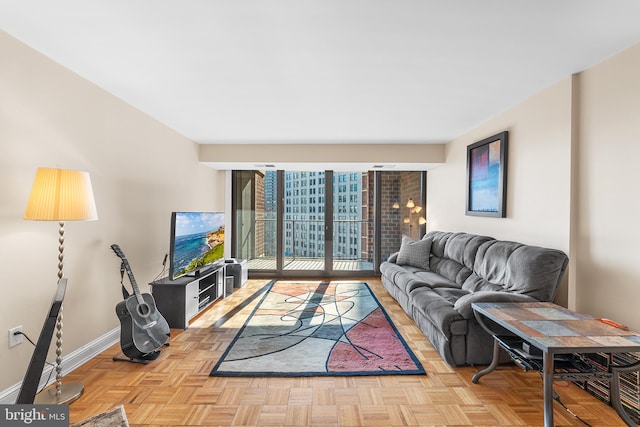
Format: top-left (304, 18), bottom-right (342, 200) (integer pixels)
top-left (453, 291), bottom-right (538, 319)
top-left (386, 252), bottom-right (399, 263)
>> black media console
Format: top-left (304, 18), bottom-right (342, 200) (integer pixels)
top-left (150, 264), bottom-right (225, 329)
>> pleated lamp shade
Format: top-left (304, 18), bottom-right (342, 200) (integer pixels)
top-left (24, 168), bottom-right (98, 221)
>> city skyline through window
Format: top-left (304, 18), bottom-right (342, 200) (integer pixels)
top-left (233, 170), bottom-right (424, 276)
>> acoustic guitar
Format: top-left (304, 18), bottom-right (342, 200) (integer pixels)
top-left (111, 244), bottom-right (170, 360)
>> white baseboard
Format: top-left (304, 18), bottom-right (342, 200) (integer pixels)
top-left (0, 327), bottom-right (120, 404)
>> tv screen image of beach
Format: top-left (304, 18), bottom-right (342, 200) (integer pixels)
top-left (170, 212), bottom-right (225, 279)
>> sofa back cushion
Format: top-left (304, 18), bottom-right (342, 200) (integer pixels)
top-left (428, 232), bottom-right (494, 286)
top-left (463, 240), bottom-right (568, 301)
top-left (444, 233), bottom-right (494, 270)
top-left (427, 231), bottom-right (452, 258)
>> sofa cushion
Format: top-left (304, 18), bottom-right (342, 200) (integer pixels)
top-left (427, 231), bottom-right (452, 258)
top-left (413, 270), bottom-right (460, 289)
top-left (397, 235), bottom-right (432, 270)
top-left (500, 244), bottom-right (568, 301)
top-left (394, 272), bottom-right (430, 295)
top-left (444, 233), bottom-right (494, 270)
top-left (465, 240), bottom-right (568, 301)
top-left (459, 274), bottom-right (503, 293)
top-left (410, 287), bottom-right (469, 336)
top-left (379, 261), bottom-right (408, 284)
top-left (428, 232), bottom-right (494, 286)
top-left (428, 256), bottom-right (467, 285)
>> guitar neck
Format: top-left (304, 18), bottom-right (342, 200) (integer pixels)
top-left (121, 259), bottom-right (145, 304)
top-left (112, 245), bottom-right (145, 305)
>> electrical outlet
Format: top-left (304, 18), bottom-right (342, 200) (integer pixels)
top-left (8, 326), bottom-right (23, 348)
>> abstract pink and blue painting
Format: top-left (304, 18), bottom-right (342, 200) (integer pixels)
top-left (469, 139), bottom-right (501, 213)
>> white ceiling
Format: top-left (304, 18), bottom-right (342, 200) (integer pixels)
top-left (2, 1), bottom-right (640, 146)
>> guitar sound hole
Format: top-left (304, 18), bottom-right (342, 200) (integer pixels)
top-left (137, 304), bottom-right (150, 316)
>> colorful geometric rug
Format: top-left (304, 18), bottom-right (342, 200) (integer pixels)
top-left (210, 281), bottom-right (425, 377)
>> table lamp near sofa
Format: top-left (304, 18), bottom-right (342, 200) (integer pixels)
top-left (24, 167), bottom-right (98, 404)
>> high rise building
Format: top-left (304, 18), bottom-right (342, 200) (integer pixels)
top-left (263, 171), bottom-right (277, 257)
top-left (262, 171), bottom-right (366, 261)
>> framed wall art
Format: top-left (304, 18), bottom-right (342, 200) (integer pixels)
top-left (465, 131), bottom-right (508, 217)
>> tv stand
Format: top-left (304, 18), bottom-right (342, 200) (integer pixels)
top-left (150, 264), bottom-right (225, 329)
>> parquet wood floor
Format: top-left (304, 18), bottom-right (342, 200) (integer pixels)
top-left (62, 279), bottom-right (628, 426)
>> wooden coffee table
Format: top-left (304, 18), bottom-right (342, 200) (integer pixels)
top-left (472, 301), bottom-right (640, 426)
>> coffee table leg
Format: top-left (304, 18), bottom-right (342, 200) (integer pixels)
top-left (542, 351), bottom-right (554, 427)
top-left (610, 361), bottom-right (640, 426)
top-left (472, 337), bottom-right (501, 384)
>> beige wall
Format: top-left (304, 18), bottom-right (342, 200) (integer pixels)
top-left (427, 78), bottom-right (573, 304)
top-left (0, 31), bottom-right (225, 392)
top-left (427, 43), bottom-right (640, 331)
top-left (575, 44), bottom-right (640, 330)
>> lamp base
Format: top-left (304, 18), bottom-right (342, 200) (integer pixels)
top-left (34, 382), bottom-right (84, 404)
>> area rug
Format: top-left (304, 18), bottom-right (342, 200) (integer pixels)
top-left (71, 405), bottom-right (129, 427)
top-left (210, 281), bottom-right (425, 377)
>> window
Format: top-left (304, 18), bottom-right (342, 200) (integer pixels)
top-left (232, 170), bottom-right (425, 276)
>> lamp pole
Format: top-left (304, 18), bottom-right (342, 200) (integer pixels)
top-left (25, 168), bottom-right (97, 404)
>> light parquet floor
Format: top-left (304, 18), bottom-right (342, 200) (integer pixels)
top-left (63, 279), bottom-right (629, 426)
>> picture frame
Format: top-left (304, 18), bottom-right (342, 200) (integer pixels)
top-left (465, 131), bottom-right (508, 217)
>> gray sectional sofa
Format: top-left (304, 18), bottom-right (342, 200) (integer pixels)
top-left (380, 231), bottom-right (568, 366)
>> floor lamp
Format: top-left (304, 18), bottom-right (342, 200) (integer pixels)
top-left (395, 198), bottom-right (426, 239)
top-left (24, 167), bottom-right (98, 404)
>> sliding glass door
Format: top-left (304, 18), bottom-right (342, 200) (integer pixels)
top-left (331, 171), bottom-right (373, 272)
top-left (232, 170), bottom-right (277, 271)
top-left (282, 171), bottom-right (326, 271)
top-left (232, 169), bottom-right (425, 278)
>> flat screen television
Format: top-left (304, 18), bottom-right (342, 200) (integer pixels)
top-left (169, 211), bottom-right (225, 280)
